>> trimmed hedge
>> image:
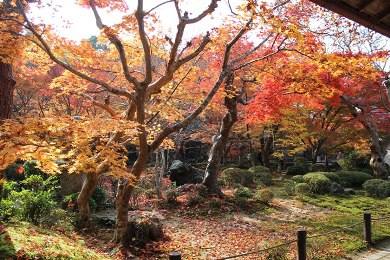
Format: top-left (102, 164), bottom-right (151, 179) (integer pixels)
top-left (221, 168), bottom-right (253, 187)
top-left (303, 173), bottom-right (332, 194)
top-left (335, 171), bottom-right (373, 188)
top-left (291, 175), bottom-right (304, 183)
top-left (248, 166), bottom-right (272, 186)
top-left (363, 179), bottom-right (390, 198)
top-left (295, 183), bottom-right (310, 195)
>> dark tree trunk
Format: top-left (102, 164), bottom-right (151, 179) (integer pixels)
top-left (0, 61), bottom-right (15, 120)
top-left (77, 173), bottom-right (99, 224)
top-left (0, 61), bottom-right (16, 201)
top-left (203, 74), bottom-right (238, 195)
top-left (341, 95), bottom-right (389, 179)
top-left (260, 134), bottom-right (273, 167)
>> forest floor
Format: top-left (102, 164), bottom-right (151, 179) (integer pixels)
top-left (2, 183), bottom-right (390, 259)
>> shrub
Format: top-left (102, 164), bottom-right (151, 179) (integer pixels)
top-left (309, 164), bottom-right (328, 172)
top-left (234, 187), bottom-right (254, 198)
top-left (248, 166), bottom-right (270, 174)
top-left (255, 188), bottom-right (274, 204)
top-left (221, 168), bottom-right (253, 187)
top-left (335, 171), bottom-right (373, 188)
top-left (0, 199), bottom-right (16, 221)
top-left (286, 157), bottom-right (310, 176)
top-left (363, 179), bottom-right (390, 198)
top-left (286, 165), bottom-right (309, 176)
top-left (91, 186), bottom-right (106, 211)
top-left (284, 181), bottom-right (296, 196)
top-left (295, 183), bottom-right (310, 195)
top-left (2, 181), bottom-right (20, 198)
top-left (321, 172), bottom-right (340, 184)
top-left (291, 175), bottom-right (304, 183)
top-left (303, 173), bottom-right (332, 194)
top-left (253, 172), bottom-right (273, 186)
top-left (9, 189), bottom-right (56, 224)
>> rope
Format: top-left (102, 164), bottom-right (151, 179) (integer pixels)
top-left (214, 215), bottom-right (390, 259)
top-left (217, 240), bottom-right (297, 260)
top-left (372, 216), bottom-right (390, 221)
top-left (307, 222), bottom-right (363, 239)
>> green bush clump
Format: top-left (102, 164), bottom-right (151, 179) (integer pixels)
top-left (309, 164), bottom-right (328, 172)
top-left (363, 179), bottom-right (390, 198)
top-left (291, 175), bottom-right (304, 183)
top-left (295, 183), bottom-right (310, 195)
top-left (221, 168), bottom-right (253, 187)
top-left (303, 173), bottom-right (332, 194)
top-left (255, 188), bottom-right (274, 204)
top-left (248, 166), bottom-right (270, 173)
top-left (234, 187), bottom-right (254, 198)
top-left (286, 157), bottom-right (310, 175)
top-left (335, 171), bottom-right (373, 188)
top-left (253, 172), bottom-right (272, 186)
top-left (321, 172), bottom-right (340, 183)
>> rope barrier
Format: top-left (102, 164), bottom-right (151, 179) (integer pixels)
top-left (216, 215), bottom-right (390, 259)
top-left (307, 222), bottom-right (363, 239)
top-left (217, 240), bottom-right (297, 260)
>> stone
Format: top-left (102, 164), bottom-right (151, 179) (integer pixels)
top-left (330, 182), bottom-right (345, 194)
top-left (168, 160), bottom-right (205, 186)
top-left (344, 188), bottom-right (356, 195)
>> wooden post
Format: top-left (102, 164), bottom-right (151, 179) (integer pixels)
top-left (169, 252), bottom-right (181, 260)
top-left (364, 212), bottom-right (372, 244)
top-left (297, 229), bottom-right (307, 260)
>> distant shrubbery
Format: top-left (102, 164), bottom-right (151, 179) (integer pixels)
top-left (286, 157), bottom-right (310, 176)
top-left (363, 179), bottom-right (390, 198)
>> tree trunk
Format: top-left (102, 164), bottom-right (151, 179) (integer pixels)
top-left (203, 73), bottom-right (238, 195)
top-left (77, 173), bottom-right (99, 223)
top-left (0, 61), bottom-right (15, 120)
top-left (260, 134), bottom-right (273, 167)
top-left (341, 95), bottom-right (389, 179)
top-left (0, 61), bottom-right (16, 201)
top-left (155, 149), bottom-right (163, 199)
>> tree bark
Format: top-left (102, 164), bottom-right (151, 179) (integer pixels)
top-left (203, 74), bottom-right (238, 195)
top-left (77, 173), bottom-right (99, 223)
top-left (260, 133), bottom-right (273, 167)
top-left (0, 61), bottom-right (16, 202)
top-left (0, 61), bottom-right (15, 120)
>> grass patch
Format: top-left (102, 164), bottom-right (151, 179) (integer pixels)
top-left (5, 222), bottom-right (111, 259)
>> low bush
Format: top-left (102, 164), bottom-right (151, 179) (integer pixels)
top-left (286, 165), bottom-right (309, 176)
top-left (335, 171), bottom-right (373, 188)
top-left (363, 179), bottom-right (390, 198)
top-left (234, 187), bottom-right (254, 199)
top-left (291, 175), bottom-right (304, 183)
top-left (255, 188), bottom-right (274, 204)
top-left (221, 168), bottom-right (253, 187)
top-left (321, 172), bottom-right (340, 184)
top-left (248, 166), bottom-right (270, 173)
top-left (303, 173), bottom-right (332, 194)
top-left (253, 172), bottom-right (272, 186)
top-left (309, 164), bottom-right (328, 172)
top-left (295, 183), bottom-right (310, 195)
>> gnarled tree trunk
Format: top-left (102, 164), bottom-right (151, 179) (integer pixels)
top-left (77, 173), bottom-right (99, 223)
top-left (0, 61), bottom-right (15, 120)
top-left (203, 74), bottom-right (240, 195)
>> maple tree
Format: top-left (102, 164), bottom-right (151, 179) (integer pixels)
top-left (1, 0), bottom-right (389, 248)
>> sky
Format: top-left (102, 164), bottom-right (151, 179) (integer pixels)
top-left (28, 0), bottom-right (243, 41)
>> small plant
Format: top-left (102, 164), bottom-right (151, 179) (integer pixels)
top-left (284, 181), bottom-right (296, 196)
top-left (221, 168), bottom-right (254, 187)
top-left (291, 175), bottom-right (304, 183)
top-left (255, 188), bottom-right (274, 204)
top-left (234, 186), bottom-right (254, 199)
top-left (295, 183), bottom-right (310, 196)
top-left (303, 173), bottom-right (332, 194)
top-left (363, 179), bottom-right (390, 198)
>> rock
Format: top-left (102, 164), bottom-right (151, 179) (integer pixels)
top-left (125, 211), bottom-right (164, 248)
top-left (168, 160), bottom-right (205, 186)
top-left (345, 188), bottom-right (356, 195)
top-left (330, 182), bottom-right (345, 194)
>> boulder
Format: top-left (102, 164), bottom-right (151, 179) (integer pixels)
top-left (330, 182), bottom-right (345, 194)
top-left (168, 160), bottom-right (205, 186)
top-left (345, 188), bottom-right (356, 195)
top-left (60, 173), bottom-right (85, 197)
top-left (124, 211), bottom-right (164, 248)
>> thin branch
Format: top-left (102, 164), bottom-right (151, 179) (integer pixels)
top-left (16, 0), bottom-right (135, 101)
top-left (89, 0), bottom-right (139, 89)
top-left (144, 0), bottom-right (175, 16)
